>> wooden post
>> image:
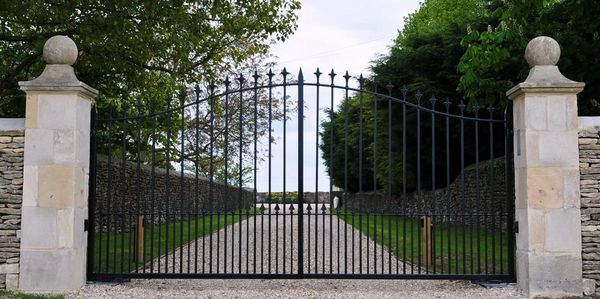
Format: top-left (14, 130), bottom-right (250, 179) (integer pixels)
top-left (134, 216), bottom-right (144, 262)
top-left (422, 216), bottom-right (432, 267)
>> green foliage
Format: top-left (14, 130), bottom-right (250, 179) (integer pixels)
top-left (0, 290), bottom-right (63, 299)
top-left (338, 212), bottom-right (509, 274)
top-left (0, 1), bottom-right (301, 117)
top-left (458, 0), bottom-right (600, 114)
top-left (322, 0), bottom-right (503, 194)
top-left (94, 211), bottom-right (253, 273)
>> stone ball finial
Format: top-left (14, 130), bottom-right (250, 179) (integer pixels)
top-left (43, 35), bottom-right (78, 65)
top-left (525, 36), bottom-right (561, 68)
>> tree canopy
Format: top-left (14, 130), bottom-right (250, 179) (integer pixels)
top-left (321, 0), bottom-right (600, 195)
top-left (0, 0), bottom-right (301, 116)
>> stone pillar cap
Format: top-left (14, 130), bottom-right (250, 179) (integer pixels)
top-left (19, 35), bottom-right (98, 98)
top-left (43, 35), bottom-right (78, 65)
top-left (507, 36), bottom-right (584, 98)
top-left (525, 36), bottom-right (561, 67)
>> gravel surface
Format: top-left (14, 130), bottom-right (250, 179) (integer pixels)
top-left (145, 213), bottom-right (414, 275)
top-left (70, 212), bottom-right (523, 298)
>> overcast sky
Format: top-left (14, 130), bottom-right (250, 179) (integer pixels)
top-left (254, 0), bottom-right (422, 192)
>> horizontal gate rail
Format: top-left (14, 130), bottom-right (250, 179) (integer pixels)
top-left (88, 68), bottom-right (515, 281)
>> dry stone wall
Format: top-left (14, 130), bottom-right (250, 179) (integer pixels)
top-left (345, 157), bottom-right (509, 228)
top-left (579, 125), bottom-right (600, 294)
top-left (95, 155), bottom-right (254, 232)
top-left (0, 128), bottom-right (24, 290)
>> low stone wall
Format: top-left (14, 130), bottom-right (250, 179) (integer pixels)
top-left (95, 155), bottom-right (254, 232)
top-left (344, 157), bottom-right (509, 228)
top-left (579, 119), bottom-right (600, 294)
top-left (0, 120), bottom-right (24, 290)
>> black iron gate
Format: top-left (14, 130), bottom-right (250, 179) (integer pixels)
top-left (87, 68), bottom-right (515, 281)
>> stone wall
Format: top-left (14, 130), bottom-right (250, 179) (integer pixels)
top-left (95, 155), bottom-right (254, 232)
top-left (0, 121), bottom-right (24, 290)
top-left (344, 157), bottom-right (509, 228)
top-left (578, 121), bottom-right (600, 294)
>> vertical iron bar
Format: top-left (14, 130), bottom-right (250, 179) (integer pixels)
top-left (136, 100), bottom-right (143, 273)
top-left (238, 75), bottom-right (245, 274)
top-left (179, 94), bottom-right (185, 274)
top-left (121, 103), bottom-right (128, 274)
top-left (267, 70), bottom-right (273, 274)
top-left (430, 96), bottom-right (437, 273)
top-left (224, 77), bottom-right (230, 274)
top-left (488, 106), bottom-right (495, 274)
top-left (444, 99), bottom-right (451, 274)
top-left (458, 102), bottom-right (466, 274)
top-left (251, 73), bottom-right (259, 274)
top-left (387, 83), bottom-right (393, 275)
top-left (209, 83), bottom-right (216, 274)
top-left (194, 86), bottom-right (201, 274)
top-left (163, 98), bottom-right (172, 273)
top-left (505, 106), bottom-right (515, 278)
top-left (416, 92), bottom-right (422, 274)
top-left (343, 71), bottom-right (350, 274)
top-left (315, 69), bottom-right (322, 274)
top-left (297, 69), bottom-right (305, 277)
top-left (281, 69), bottom-right (289, 274)
top-left (150, 102), bottom-right (157, 274)
top-left (107, 105), bottom-right (114, 273)
top-left (475, 105), bottom-right (481, 274)
top-left (87, 105), bottom-right (97, 277)
top-left (401, 87), bottom-right (408, 274)
top-left (328, 70), bottom-right (336, 275)
top-left (358, 75), bottom-right (364, 275)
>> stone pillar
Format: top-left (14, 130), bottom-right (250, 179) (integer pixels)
top-left (507, 36), bottom-right (585, 298)
top-left (18, 36), bottom-right (97, 292)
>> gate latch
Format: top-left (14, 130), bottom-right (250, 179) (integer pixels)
top-left (514, 221), bottom-right (519, 234)
top-left (84, 219), bottom-right (89, 232)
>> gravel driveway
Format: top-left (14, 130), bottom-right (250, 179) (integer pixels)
top-left (69, 212), bottom-right (523, 298)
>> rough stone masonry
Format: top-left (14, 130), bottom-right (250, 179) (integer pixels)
top-left (579, 120), bottom-right (600, 295)
top-left (0, 124), bottom-right (24, 290)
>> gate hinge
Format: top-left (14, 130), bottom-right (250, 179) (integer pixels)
top-left (514, 221), bottom-right (519, 234)
top-left (84, 219), bottom-right (89, 232)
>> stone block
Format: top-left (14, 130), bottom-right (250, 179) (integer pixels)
top-left (0, 263), bottom-right (19, 274)
top-left (523, 96), bottom-right (547, 131)
top-left (37, 165), bottom-right (74, 208)
top-left (36, 94), bottom-right (79, 130)
top-left (582, 278), bottom-right (596, 296)
top-left (524, 168), bottom-right (563, 209)
top-left (24, 129), bottom-right (54, 165)
top-left (53, 129), bottom-right (77, 164)
top-left (516, 207), bottom-right (545, 251)
top-left (19, 248), bottom-right (86, 292)
top-left (545, 209), bottom-right (581, 252)
top-left (20, 206), bottom-right (57, 249)
top-left (547, 97), bottom-right (568, 131)
top-left (5, 274), bottom-right (18, 290)
top-left (538, 131), bottom-right (579, 167)
top-left (21, 165), bottom-right (37, 207)
top-left (25, 94), bottom-right (38, 129)
top-left (524, 252), bottom-right (583, 298)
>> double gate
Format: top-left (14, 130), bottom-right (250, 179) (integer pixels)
top-left (87, 68), bottom-right (515, 281)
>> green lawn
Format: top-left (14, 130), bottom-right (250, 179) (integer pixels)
top-left (93, 210), bottom-right (253, 273)
top-left (0, 290), bottom-right (63, 299)
top-left (337, 211), bottom-right (511, 274)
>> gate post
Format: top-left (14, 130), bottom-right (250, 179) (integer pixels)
top-left (18, 36), bottom-right (97, 291)
top-left (507, 36), bottom-right (584, 298)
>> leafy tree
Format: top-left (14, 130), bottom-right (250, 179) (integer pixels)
top-left (0, 0), bottom-right (300, 117)
top-left (322, 0), bottom-right (500, 195)
top-left (458, 0), bottom-right (600, 115)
